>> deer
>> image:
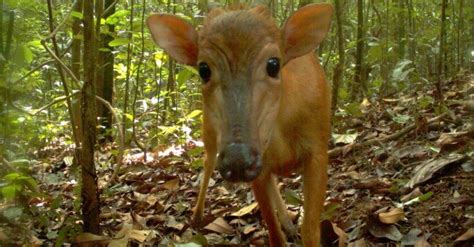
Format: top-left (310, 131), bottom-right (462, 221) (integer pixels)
top-left (147, 3), bottom-right (333, 246)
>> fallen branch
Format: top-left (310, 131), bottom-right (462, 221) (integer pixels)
top-left (328, 112), bottom-right (448, 158)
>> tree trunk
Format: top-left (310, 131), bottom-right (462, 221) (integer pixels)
top-left (122, 0), bottom-right (134, 143)
top-left (352, 0), bottom-right (365, 101)
top-left (0, 0), bottom-right (3, 55)
top-left (436, 0), bottom-right (446, 102)
top-left (80, 0), bottom-right (100, 234)
top-left (71, 0), bottom-right (83, 80)
top-left (457, 0), bottom-right (464, 70)
top-left (95, 0), bottom-right (105, 136)
top-left (396, 0), bottom-right (406, 60)
top-left (102, 0), bottom-right (115, 139)
top-left (71, 0), bottom-right (83, 145)
top-left (331, 0), bottom-right (344, 116)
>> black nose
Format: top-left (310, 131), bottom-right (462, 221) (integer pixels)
top-left (217, 143), bottom-right (262, 182)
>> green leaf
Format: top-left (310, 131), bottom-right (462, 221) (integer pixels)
top-left (284, 189), bottom-right (302, 206)
top-left (47, 230), bottom-right (59, 239)
top-left (2, 185), bottom-right (18, 199)
top-left (105, 10), bottom-right (130, 25)
top-left (108, 38), bottom-right (131, 47)
top-left (186, 110), bottom-right (202, 120)
top-left (367, 44), bottom-right (382, 63)
top-left (344, 103), bottom-right (363, 117)
top-left (418, 96), bottom-right (433, 109)
top-left (4, 172), bottom-right (21, 182)
top-left (71, 11), bottom-right (83, 20)
top-left (3, 207), bottom-right (23, 220)
top-left (419, 191), bottom-right (433, 201)
top-left (27, 40), bottom-right (43, 49)
top-left (393, 114), bottom-right (411, 124)
top-left (321, 202), bottom-right (341, 221)
top-left (392, 59), bottom-right (413, 82)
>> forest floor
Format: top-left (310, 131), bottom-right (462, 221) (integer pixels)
top-left (3, 74), bottom-right (473, 246)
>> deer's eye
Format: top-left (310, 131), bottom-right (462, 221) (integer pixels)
top-left (266, 57), bottom-right (280, 78)
top-left (198, 62), bottom-right (211, 83)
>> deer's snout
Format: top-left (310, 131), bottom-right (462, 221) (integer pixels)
top-left (217, 143), bottom-right (262, 182)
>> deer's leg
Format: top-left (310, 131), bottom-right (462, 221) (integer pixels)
top-left (301, 149), bottom-right (328, 246)
top-left (252, 173), bottom-right (287, 247)
top-left (192, 153), bottom-right (216, 224)
top-left (269, 176), bottom-right (297, 237)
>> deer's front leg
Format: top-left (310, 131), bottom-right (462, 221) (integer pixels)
top-left (252, 173), bottom-right (287, 247)
top-left (193, 152), bottom-right (216, 224)
top-left (301, 150), bottom-right (328, 246)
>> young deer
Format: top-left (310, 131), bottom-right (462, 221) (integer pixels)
top-left (147, 4), bottom-right (333, 246)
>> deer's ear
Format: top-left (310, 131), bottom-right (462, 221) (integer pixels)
top-left (147, 14), bottom-right (198, 66)
top-left (282, 3), bottom-right (333, 63)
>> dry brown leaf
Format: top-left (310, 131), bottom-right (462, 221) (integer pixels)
top-left (243, 224), bottom-right (257, 235)
top-left (414, 238), bottom-right (431, 247)
top-left (368, 219), bottom-right (402, 241)
top-left (348, 238), bottom-right (367, 247)
top-left (231, 202), bottom-right (258, 217)
top-left (405, 154), bottom-right (467, 188)
top-left (163, 177), bottom-right (180, 190)
top-left (455, 228), bottom-right (474, 242)
top-left (378, 207), bottom-right (405, 224)
top-left (204, 217), bottom-right (234, 234)
top-left (401, 187), bottom-right (423, 202)
top-left (129, 230), bottom-right (154, 242)
top-left (75, 232), bottom-right (110, 245)
top-left (332, 223), bottom-right (348, 247)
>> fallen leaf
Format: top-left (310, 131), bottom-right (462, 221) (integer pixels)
top-left (75, 232), bottom-right (110, 245)
top-left (405, 154), bottom-right (467, 188)
top-left (321, 220), bottom-right (347, 247)
top-left (368, 216), bottom-right (402, 241)
top-left (455, 228), bottom-right (474, 242)
top-left (243, 224), bottom-right (257, 235)
top-left (129, 229), bottom-right (154, 243)
top-left (163, 178), bottom-right (180, 190)
top-left (401, 228), bottom-right (431, 245)
top-left (167, 215), bottom-right (184, 230)
top-left (401, 187), bottom-right (423, 202)
top-left (231, 202), bottom-right (258, 217)
top-left (348, 238), bottom-right (367, 247)
top-left (414, 238), bottom-right (431, 247)
top-left (378, 207), bottom-right (405, 224)
top-left (204, 217), bottom-right (234, 234)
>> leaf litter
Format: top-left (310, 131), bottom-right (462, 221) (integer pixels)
top-left (6, 75), bottom-right (473, 245)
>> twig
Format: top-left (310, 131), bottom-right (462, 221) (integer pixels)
top-left (329, 112), bottom-right (448, 158)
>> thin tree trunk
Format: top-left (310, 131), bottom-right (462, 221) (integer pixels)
top-left (131, 0), bottom-right (146, 151)
top-left (122, 0), bottom-right (134, 142)
top-left (95, 0), bottom-right (104, 136)
top-left (80, 0), bottom-right (100, 234)
top-left (71, 0), bottom-right (83, 145)
top-left (71, 0), bottom-right (83, 80)
top-left (102, 0), bottom-right (115, 139)
top-left (46, 0), bottom-right (79, 145)
top-left (396, 0), bottom-right (406, 60)
top-left (352, 0), bottom-right (365, 101)
top-left (0, 0), bottom-right (4, 55)
top-left (436, 0), bottom-right (447, 103)
top-left (457, 0), bottom-right (464, 70)
top-left (331, 0), bottom-right (344, 117)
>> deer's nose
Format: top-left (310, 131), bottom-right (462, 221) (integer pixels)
top-left (217, 143), bottom-right (262, 182)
